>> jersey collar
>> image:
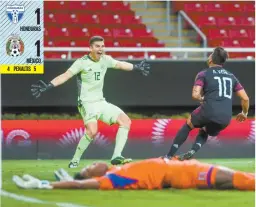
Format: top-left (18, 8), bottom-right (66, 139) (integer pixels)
top-left (88, 53), bottom-right (99, 62)
top-left (209, 64), bottom-right (223, 68)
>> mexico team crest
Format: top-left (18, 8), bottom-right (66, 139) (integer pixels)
top-left (6, 5), bottom-right (25, 24)
top-left (6, 35), bottom-right (25, 57)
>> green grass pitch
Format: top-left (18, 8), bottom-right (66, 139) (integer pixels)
top-left (1, 159), bottom-right (255, 207)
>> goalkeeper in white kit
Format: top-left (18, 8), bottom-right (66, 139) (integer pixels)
top-left (31, 36), bottom-right (151, 168)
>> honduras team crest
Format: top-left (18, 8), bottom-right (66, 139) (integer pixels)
top-left (6, 34), bottom-right (25, 57)
top-left (6, 5), bottom-right (25, 24)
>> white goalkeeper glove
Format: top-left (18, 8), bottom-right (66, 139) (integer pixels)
top-left (54, 168), bottom-right (74, 181)
top-left (12, 174), bottom-right (52, 189)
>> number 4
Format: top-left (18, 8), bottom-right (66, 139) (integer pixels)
top-left (214, 76), bottom-right (232, 99)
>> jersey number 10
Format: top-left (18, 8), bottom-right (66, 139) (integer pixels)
top-left (214, 76), bottom-right (232, 99)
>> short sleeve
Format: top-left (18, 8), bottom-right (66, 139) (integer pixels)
top-left (68, 59), bottom-right (83, 75)
top-left (233, 76), bottom-right (244, 92)
top-left (194, 71), bottom-right (206, 87)
top-left (94, 176), bottom-right (114, 190)
top-left (105, 55), bottom-right (118, 69)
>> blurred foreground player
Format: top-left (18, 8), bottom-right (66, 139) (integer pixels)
top-left (13, 158), bottom-right (254, 191)
top-left (164, 47), bottom-right (249, 160)
top-left (30, 36), bottom-right (150, 167)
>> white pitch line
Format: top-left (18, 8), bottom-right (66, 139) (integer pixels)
top-left (0, 190), bottom-right (89, 207)
top-left (206, 161), bottom-right (255, 165)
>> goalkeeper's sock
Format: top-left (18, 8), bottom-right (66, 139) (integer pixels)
top-left (167, 123), bottom-right (192, 157)
top-left (111, 126), bottom-right (129, 159)
top-left (72, 134), bottom-right (92, 162)
top-left (233, 171), bottom-right (255, 191)
top-left (191, 129), bottom-right (208, 153)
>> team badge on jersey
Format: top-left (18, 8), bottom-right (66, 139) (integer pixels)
top-left (6, 5), bottom-right (25, 24)
top-left (6, 34), bottom-right (25, 57)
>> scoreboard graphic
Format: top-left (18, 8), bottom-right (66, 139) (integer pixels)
top-left (0, 1), bottom-right (44, 74)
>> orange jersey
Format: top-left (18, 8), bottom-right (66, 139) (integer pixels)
top-left (95, 158), bottom-right (215, 190)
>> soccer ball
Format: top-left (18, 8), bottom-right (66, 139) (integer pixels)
top-left (10, 48), bottom-right (21, 57)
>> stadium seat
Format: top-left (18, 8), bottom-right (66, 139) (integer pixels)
top-left (44, 52), bottom-right (69, 59)
top-left (204, 3), bottom-right (223, 12)
top-left (44, 1), bottom-right (69, 11)
top-left (222, 3), bottom-right (244, 12)
top-left (228, 29), bottom-right (249, 39)
top-left (243, 17), bottom-right (255, 26)
top-left (196, 16), bottom-right (217, 27)
top-left (132, 28), bottom-right (153, 38)
top-left (44, 1), bottom-right (166, 59)
top-left (240, 39), bottom-right (255, 47)
top-left (174, 1), bottom-right (255, 58)
top-left (207, 29), bottom-right (228, 40)
top-left (67, 1), bottom-right (131, 12)
top-left (46, 27), bottom-right (69, 37)
top-left (217, 17), bottom-right (237, 27)
top-left (98, 14), bottom-right (121, 25)
top-left (184, 3), bottom-right (204, 12)
top-left (247, 29), bottom-right (255, 39)
top-left (114, 39), bottom-right (138, 47)
top-left (112, 28), bottom-right (133, 38)
top-left (243, 3), bottom-right (255, 13)
top-left (119, 14), bottom-right (142, 25)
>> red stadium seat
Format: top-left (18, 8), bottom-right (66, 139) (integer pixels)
top-left (174, 1), bottom-right (255, 58)
top-left (196, 16), bottom-right (217, 27)
top-left (229, 29), bottom-right (249, 39)
top-left (112, 28), bottom-right (133, 38)
top-left (68, 1), bottom-right (88, 10)
top-left (120, 14), bottom-right (142, 25)
top-left (222, 40), bottom-right (241, 47)
top-left (243, 3), bottom-right (255, 12)
top-left (184, 3), bottom-right (204, 12)
top-left (132, 28), bottom-right (153, 38)
top-left (240, 39), bottom-right (255, 47)
top-left (44, 1), bottom-right (69, 10)
top-left (204, 3), bottom-right (223, 12)
top-left (90, 28), bottom-right (112, 38)
top-left (44, 52), bottom-right (69, 59)
top-left (98, 14), bottom-right (121, 25)
top-left (222, 3), bottom-right (244, 12)
top-left (207, 29), bottom-right (228, 40)
top-left (46, 27), bottom-right (69, 37)
top-left (68, 28), bottom-right (91, 38)
top-left (44, 1), bottom-right (166, 59)
top-left (247, 29), bottom-right (255, 39)
top-left (243, 17), bottom-right (255, 27)
top-left (115, 39), bottom-right (138, 47)
top-left (75, 14), bottom-right (99, 24)
top-left (217, 17), bottom-right (237, 27)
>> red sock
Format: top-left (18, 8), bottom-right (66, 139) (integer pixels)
top-left (233, 171), bottom-right (255, 191)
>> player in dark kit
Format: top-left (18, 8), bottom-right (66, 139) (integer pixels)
top-left (164, 47), bottom-right (250, 160)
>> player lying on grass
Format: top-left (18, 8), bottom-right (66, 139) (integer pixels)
top-left (163, 47), bottom-right (250, 161)
top-left (30, 36), bottom-right (150, 167)
top-left (13, 158), bottom-right (254, 191)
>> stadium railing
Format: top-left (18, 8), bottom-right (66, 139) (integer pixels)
top-left (141, 1), bottom-right (206, 52)
top-left (44, 47), bottom-right (255, 60)
top-left (178, 11), bottom-right (207, 56)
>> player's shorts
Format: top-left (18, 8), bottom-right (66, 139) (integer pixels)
top-left (195, 164), bottom-right (219, 189)
top-left (78, 100), bottom-right (124, 125)
top-left (191, 106), bottom-right (229, 136)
